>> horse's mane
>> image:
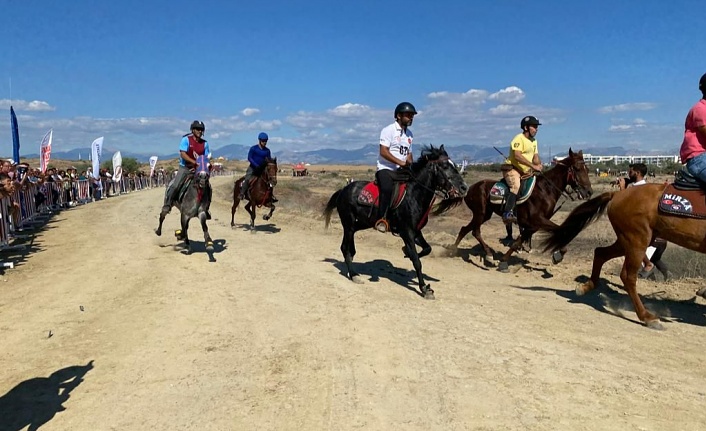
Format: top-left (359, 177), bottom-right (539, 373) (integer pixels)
top-left (412, 145), bottom-right (448, 171)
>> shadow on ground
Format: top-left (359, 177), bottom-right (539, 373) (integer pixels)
top-left (0, 360), bottom-right (94, 431)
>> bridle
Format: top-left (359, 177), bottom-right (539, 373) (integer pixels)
top-left (261, 160), bottom-right (278, 188)
top-left (407, 156), bottom-right (460, 199)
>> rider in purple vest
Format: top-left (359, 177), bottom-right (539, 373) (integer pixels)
top-left (239, 132), bottom-right (278, 202)
top-left (161, 120), bottom-right (212, 216)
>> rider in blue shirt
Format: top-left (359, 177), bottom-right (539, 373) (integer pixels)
top-left (239, 132), bottom-right (278, 202)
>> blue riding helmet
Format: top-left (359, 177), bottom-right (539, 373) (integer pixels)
top-left (258, 132), bottom-right (269, 141)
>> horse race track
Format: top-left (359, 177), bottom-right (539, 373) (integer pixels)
top-left (2, 175), bottom-right (706, 431)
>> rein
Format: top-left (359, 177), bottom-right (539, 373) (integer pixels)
top-left (405, 157), bottom-right (454, 199)
top-left (536, 162), bottom-right (577, 202)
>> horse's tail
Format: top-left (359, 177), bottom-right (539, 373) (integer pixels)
top-left (432, 197), bottom-right (464, 216)
top-left (541, 191), bottom-right (615, 253)
top-left (323, 189), bottom-right (342, 229)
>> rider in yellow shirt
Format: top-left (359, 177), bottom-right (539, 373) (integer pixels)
top-left (501, 116), bottom-right (543, 224)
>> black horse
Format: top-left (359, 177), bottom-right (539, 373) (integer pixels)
top-left (155, 155), bottom-right (214, 253)
top-left (434, 148), bottom-right (594, 271)
top-left (323, 145), bottom-right (468, 299)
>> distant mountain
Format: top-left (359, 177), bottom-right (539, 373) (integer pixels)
top-left (21, 147), bottom-right (177, 163)
top-left (16, 143), bottom-right (680, 166)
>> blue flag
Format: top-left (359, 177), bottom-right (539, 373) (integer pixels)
top-left (10, 106), bottom-right (20, 164)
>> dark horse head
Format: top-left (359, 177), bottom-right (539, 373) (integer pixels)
top-left (155, 155), bottom-right (213, 254)
top-left (413, 145), bottom-right (469, 199)
top-left (323, 144), bottom-right (468, 299)
top-left (561, 148), bottom-right (593, 200)
top-left (262, 157), bottom-right (278, 188)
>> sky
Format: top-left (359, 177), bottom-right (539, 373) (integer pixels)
top-left (1, 0), bottom-right (704, 162)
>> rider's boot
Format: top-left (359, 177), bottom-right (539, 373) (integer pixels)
top-left (161, 183), bottom-right (175, 215)
top-left (502, 192), bottom-right (518, 224)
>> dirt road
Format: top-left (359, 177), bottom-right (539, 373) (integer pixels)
top-left (1, 176), bottom-right (705, 430)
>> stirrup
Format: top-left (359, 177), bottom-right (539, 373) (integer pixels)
top-left (502, 211), bottom-right (516, 224)
top-left (374, 219), bottom-right (389, 233)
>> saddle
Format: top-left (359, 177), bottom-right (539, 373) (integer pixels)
top-left (240, 176), bottom-right (273, 202)
top-left (489, 176), bottom-right (537, 205)
top-left (659, 170), bottom-right (706, 219)
top-left (357, 182), bottom-right (408, 208)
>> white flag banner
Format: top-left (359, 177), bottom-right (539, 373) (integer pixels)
top-left (112, 151), bottom-right (123, 182)
top-left (39, 129), bottom-right (53, 174)
top-left (91, 137), bottom-right (104, 190)
top-left (149, 156), bottom-right (158, 177)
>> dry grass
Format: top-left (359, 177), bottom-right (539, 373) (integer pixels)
top-left (214, 166), bottom-right (705, 283)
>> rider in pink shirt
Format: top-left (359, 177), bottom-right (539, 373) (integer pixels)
top-left (680, 73), bottom-right (706, 182)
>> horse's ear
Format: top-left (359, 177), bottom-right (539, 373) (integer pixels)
top-left (439, 144), bottom-right (445, 153)
top-left (568, 147), bottom-right (574, 156)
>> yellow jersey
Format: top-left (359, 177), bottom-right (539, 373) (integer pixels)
top-left (504, 133), bottom-right (538, 174)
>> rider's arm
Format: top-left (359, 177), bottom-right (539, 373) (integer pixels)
top-left (512, 149), bottom-right (534, 169)
top-left (380, 145), bottom-right (405, 166)
top-left (180, 150), bottom-right (197, 167)
top-left (247, 146), bottom-right (258, 166)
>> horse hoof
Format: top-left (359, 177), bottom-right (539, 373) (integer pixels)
top-left (155, 229), bottom-right (162, 236)
top-left (351, 275), bottom-right (364, 284)
top-left (696, 287), bottom-right (706, 299)
top-left (576, 281), bottom-right (593, 296)
top-left (263, 216), bottom-right (270, 221)
top-left (552, 250), bottom-right (564, 264)
top-left (206, 242), bottom-right (214, 252)
top-left (423, 287), bottom-right (435, 300)
top-left (646, 320), bottom-right (665, 330)
top-left (497, 262), bottom-right (509, 273)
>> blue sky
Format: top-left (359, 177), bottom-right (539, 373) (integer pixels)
top-left (1, 0), bottom-right (704, 161)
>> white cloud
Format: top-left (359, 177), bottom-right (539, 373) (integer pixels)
top-left (0, 99), bottom-right (56, 112)
top-left (489, 86), bottom-right (525, 104)
top-left (598, 102), bottom-right (657, 114)
top-left (330, 103), bottom-right (373, 117)
top-left (242, 108), bottom-right (260, 116)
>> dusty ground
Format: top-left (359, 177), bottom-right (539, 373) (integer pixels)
top-left (1, 174), bottom-right (706, 431)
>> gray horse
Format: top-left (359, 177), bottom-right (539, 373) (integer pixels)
top-left (155, 155), bottom-right (214, 253)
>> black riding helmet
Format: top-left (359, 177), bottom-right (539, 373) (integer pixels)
top-left (190, 120), bottom-right (205, 131)
top-left (520, 115), bottom-right (541, 129)
top-left (699, 73), bottom-right (706, 93)
top-left (394, 102), bottom-right (417, 119)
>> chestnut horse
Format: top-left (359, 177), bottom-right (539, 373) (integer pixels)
top-left (231, 158), bottom-right (278, 229)
top-left (541, 183), bottom-right (706, 329)
top-left (434, 148), bottom-right (593, 271)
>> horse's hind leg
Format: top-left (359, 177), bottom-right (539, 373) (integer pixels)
top-left (245, 202), bottom-right (256, 229)
top-left (577, 240), bottom-right (624, 295)
top-left (231, 198), bottom-right (240, 227)
top-left (620, 248), bottom-right (661, 329)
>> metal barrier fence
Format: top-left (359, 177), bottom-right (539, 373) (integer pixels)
top-left (0, 170), bottom-right (233, 268)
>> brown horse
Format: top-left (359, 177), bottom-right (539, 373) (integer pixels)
top-left (541, 183), bottom-right (706, 329)
top-left (434, 148), bottom-right (593, 271)
top-left (231, 158), bottom-right (278, 229)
